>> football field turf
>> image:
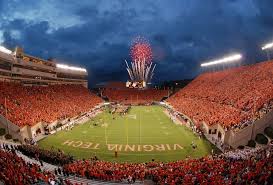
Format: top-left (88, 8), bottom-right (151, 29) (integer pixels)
top-left (38, 106), bottom-right (215, 163)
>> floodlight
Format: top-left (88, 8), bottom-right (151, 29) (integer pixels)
top-left (262, 42), bottom-right (273, 50)
top-left (0, 46), bottom-right (12, 54)
top-left (56, 63), bottom-right (87, 72)
top-left (201, 54), bottom-right (242, 67)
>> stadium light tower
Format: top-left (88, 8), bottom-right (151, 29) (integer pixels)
top-left (261, 42), bottom-right (273, 60)
top-left (200, 53), bottom-right (242, 67)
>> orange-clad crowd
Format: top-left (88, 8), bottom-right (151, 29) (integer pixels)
top-left (103, 89), bottom-right (168, 104)
top-left (2, 142), bottom-right (272, 185)
top-left (62, 147), bottom-right (273, 184)
top-left (0, 82), bottom-right (102, 127)
top-left (168, 60), bottom-right (273, 130)
top-left (0, 149), bottom-right (56, 185)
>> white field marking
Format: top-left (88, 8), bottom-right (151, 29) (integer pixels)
top-left (127, 114), bottom-right (137, 119)
top-left (62, 143), bottom-right (185, 152)
top-left (82, 131), bottom-right (87, 134)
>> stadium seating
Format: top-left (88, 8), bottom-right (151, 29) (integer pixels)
top-left (62, 146), bottom-right (273, 184)
top-left (103, 89), bottom-right (168, 104)
top-left (167, 60), bottom-right (273, 130)
top-left (0, 82), bottom-right (102, 127)
top-left (0, 148), bottom-right (56, 185)
top-left (2, 139), bottom-right (272, 185)
top-left (18, 145), bottom-right (73, 166)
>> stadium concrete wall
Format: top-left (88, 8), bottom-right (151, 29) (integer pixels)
top-left (224, 125), bottom-right (253, 148)
top-left (224, 110), bottom-right (273, 148)
top-left (0, 114), bottom-right (23, 141)
top-left (202, 123), bottom-right (223, 138)
top-left (0, 114), bottom-right (48, 142)
top-left (202, 109), bottom-right (273, 148)
top-left (29, 122), bottom-right (45, 137)
top-left (20, 126), bottom-right (32, 141)
top-left (251, 110), bottom-right (273, 139)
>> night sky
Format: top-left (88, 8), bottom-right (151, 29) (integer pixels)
top-left (1, 0), bottom-right (273, 86)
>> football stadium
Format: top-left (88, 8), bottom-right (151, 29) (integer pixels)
top-left (1, 1), bottom-right (273, 185)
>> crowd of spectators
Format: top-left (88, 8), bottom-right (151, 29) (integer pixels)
top-left (167, 60), bottom-right (273, 130)
top-left (62, 146), bottom-right (273, 184)
top-left (3, 143), bottom-right (272, 185)
top-left (17, 145), bottom-right (73, 166)
top-left (103, 89), bottom-right (168, 104)
top-left (221, 146), bottom-right (270, 160)
top-left (0, 146), bottom-right (57, 185)
top-left (0, 82), bottom-right (102, 127)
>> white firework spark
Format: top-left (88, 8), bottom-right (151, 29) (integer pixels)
top-left (125, 58), bottom-right (156, 84)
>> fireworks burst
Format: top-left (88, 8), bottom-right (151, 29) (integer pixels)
top-left (130, 36), bottom-right (153, 63)
top-left (125, 36), bottom-right (156, 87)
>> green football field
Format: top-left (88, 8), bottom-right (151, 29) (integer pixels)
top-left (38, 106), bottom-right (215, 163)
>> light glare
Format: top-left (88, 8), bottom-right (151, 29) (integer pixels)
top-left (201, 54), bottom-right (242, 67)
top-left (56, 63), bottom-right (87, 72)
top-left (0, 46), bottom-right (12, 54)
top-left (262, 42), bottom-right (273, 50)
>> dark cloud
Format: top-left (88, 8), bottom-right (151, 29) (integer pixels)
top-left (0, 0), bottom-right (273, 87)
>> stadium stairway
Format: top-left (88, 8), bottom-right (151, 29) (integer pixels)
top-left (204, 134), bottom-right (225, 152)
top-left (1, 140), bottom-right (144, 185)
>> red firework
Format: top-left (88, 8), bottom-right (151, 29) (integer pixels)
top-left (130, 36), bottom-right (153, 63)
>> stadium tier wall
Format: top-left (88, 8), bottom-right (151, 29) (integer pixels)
top-left (0, 114), bottom-right (22, 141)
top-left (0, 114), bottom-right (46, 142)
top-left (203, 109), bottom-right (273, 148)
top-left (0, 47), bottom-right (88, 87)
top-left (0, 104), bottom-right (104, 143)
